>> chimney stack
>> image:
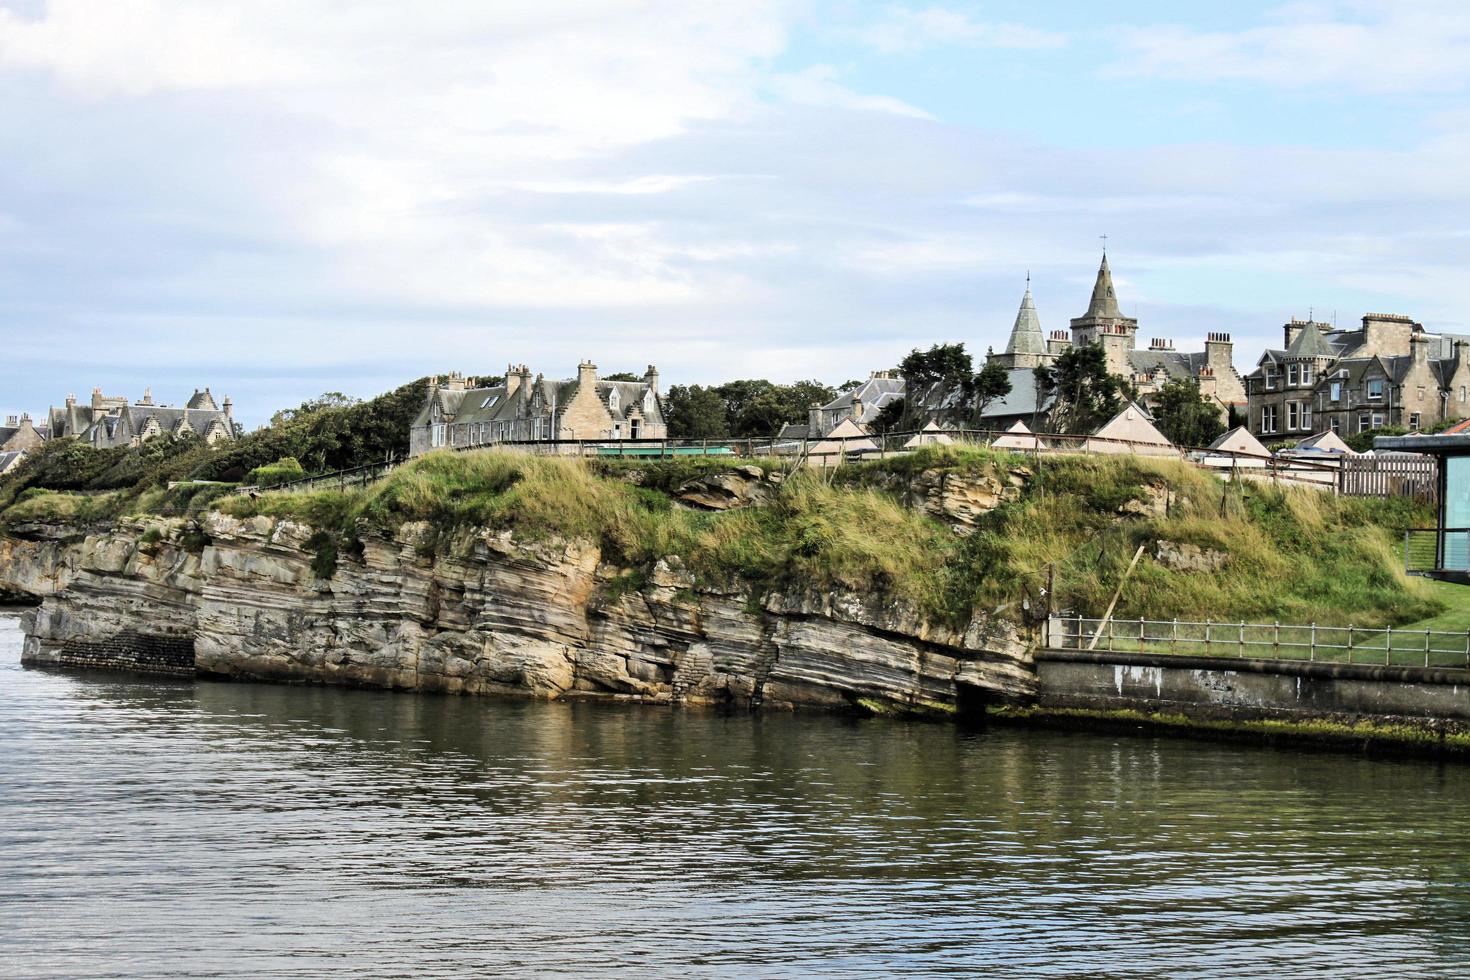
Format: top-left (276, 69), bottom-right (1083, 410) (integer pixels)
top-left (643, 364), bottom-right (659, 395)
top-left (578, 360), bottom-right (599, 390)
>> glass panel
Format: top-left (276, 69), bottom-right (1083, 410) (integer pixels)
top-left (1443, 456), bottom-right (1470, 571)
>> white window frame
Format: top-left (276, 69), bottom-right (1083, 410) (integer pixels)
top-left (1410, 412), bottom-right (1422, 431)
top-left (1287, 364), bottom-right (1299, 386)
top-left (1302, 364), bottom-right (1313, 386)
top-left (1330, 381), bottom-right (1342, 402)
top-left (1287, 402), bottom-right (1300, 431)
top-left (1261, 405), bottom-right (1277, 434)
top-left (1367, 378), bottom-right (1384, 400)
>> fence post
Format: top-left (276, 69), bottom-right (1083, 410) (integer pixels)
top-left (1426, 628), bottom-right (1432, 668)
top-left (1139, 617), bottom-right (1145, 654)
top-left (1347, 625), bottom-right (1355, 665)
top-left (1205, 619), bottom-right (1211, 657)
top-left (1309, 622), bottom-right (1316, 662)
top-left (1171, 618), bottom-right (1178, 655)
top-left (1273, 620), bottom-right (1280, 659)
top-left (1386, 626), bottom-right (1392, 666)
top-left (1238, 621), bottom-right (1245, 659)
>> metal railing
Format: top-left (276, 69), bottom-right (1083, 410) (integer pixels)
top-left (231, 458), bottom-right (400, 496)
top-left (1404, 527), bottom-right (1470, 576)
top-left (1049, 615), bottom-right (1470, 669)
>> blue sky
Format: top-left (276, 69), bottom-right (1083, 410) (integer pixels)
top-left (2, 0), bottom-right (1469, 427)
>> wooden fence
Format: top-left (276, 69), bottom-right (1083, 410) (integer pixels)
top-left (1336, 453), bottom-right (1437, 502)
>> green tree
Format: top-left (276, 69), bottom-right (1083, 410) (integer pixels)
top-left (664, 385), bottom-right (730, 439)
top-left (602, 371), bottom-right (641, 382)
top-left (898, 343), bottom-right (972, 428)
top-left (966, 359), bottom-right (1013, 426)
top-left (1151, 379), bottom-right (1227, 447)
top-left (871, 397), bottom-right (905, 435)
top-left (1034, 343), bottom-right (1126, 435)
top-left (1346, 425), bottom-right (1407, 453)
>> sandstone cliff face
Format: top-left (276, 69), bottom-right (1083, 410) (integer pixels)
top-left (1, 513), bottom-right (1036, 715)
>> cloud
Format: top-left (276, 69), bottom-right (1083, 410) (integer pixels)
top-left (1109, 1), bottom-right (1470, 94)
top-left (769, 65), bottom-right (935, 119)
top-left (853, 5), bottom-right (1066, 55)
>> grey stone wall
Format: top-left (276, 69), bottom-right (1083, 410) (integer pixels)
top-left (1034, 649), bottom-right (1470, 723)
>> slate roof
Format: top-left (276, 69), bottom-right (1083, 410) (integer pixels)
top-left (1004, 284), bottom-right (1046, 356)
top-left (1083, 254), bottom-right (1123, 320)
top-left (977, 368), bottom-right (1053, 421)
top-left (1285, 322), bottom-right (1335, 358)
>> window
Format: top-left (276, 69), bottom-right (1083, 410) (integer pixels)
top-left (1367, 378), bottom-right (1385, 400)
top-left (1287, 402), bottom-right (1300, 431)
top-left (1302, 364), bottom-right (1313, 386)
top-left (1302, 404), bottom-right (1313, 431)
top-left (1371, 413), bottom-right (1385, 430)
top-left (430, 423), bottom-right (446, 447)
top-left (1410, 412), bottom-right (1422, 431)
top-left (1330, 417), bottom-right (1341, 434)
top-left (1418, 386), bottom-right (1426, 402)
top-left (1265, 369), bottom-right (1277, 390)
top-left (608, 388), bottom-right (620, 412)
top-left (1461, 385), bottom-right (1466, 403)
top-left (1261, 405), bottom-right (1277, 434)
top-left (1358, 413), bottom-right (1371, 433)
top-left (1330, 381), bottom-right (1342, 402)
top-left (1287, 364), bottom-right (1299, 386)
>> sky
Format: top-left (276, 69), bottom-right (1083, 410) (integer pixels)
top-left (2, 0), bottom-right (1469, 428)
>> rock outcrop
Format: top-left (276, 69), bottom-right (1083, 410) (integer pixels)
top-left (1, 513), bottom-right (1036, 716)
top-left (673, 465), bottom-right (782, 511)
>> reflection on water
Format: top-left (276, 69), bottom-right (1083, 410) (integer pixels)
top-left (2, 615), bottom-right (1470, 978)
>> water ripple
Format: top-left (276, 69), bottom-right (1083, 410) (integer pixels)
top-left (3, 617), bottom-right (1470, 977)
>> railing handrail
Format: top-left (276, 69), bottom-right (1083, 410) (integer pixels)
top-left (1049, 614), bottom-right (1470, 669)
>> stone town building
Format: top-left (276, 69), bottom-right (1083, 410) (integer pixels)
top-left (1243, 315), bottom-right (1470, 441)
top-left (410, 362), bottom-right (666, 456)
top-left (47, 387), bottom-right (235, 449)
top-left (803, 372), bottom-right (905, 437)
top-left (986, 255), bottom-right (1245, 424)
top-left (0, 413), bottom-right (46, 454)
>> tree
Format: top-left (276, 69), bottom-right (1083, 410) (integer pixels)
top-left (1034, 343), bottom-right (1126, 435)
top-left (898, 343), bottom-right (972, 428)
top-left (966, 360), bottom-right (1013, 426)
top-left (1346, 425), bottom-right (1406, 453)
top-left (602, 371), bottom-right (641, 382)
top-left (664, 385), bottom-right (730, 439)
top-left (871, 397), bottom-right (905, 435)
top-left (1150, 379), bottom-right (1226, 448)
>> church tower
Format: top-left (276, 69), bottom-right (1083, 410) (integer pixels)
top-left (989, 275), bottom-right (1048, 370)
top-left (1069, 252), bottom-right (1138, 376)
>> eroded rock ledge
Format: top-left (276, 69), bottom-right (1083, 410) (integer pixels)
top-left (0, 513), bottom-right (1035, 716)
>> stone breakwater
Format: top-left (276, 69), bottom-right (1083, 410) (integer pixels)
top-left (0, 513), bottom-right (1035, 714)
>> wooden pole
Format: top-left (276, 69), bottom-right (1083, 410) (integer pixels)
top-left (1087, 544), bottom-right (1147, 651)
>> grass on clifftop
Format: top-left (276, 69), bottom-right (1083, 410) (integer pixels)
top-left (214, 446), bottom-right (1438, 630)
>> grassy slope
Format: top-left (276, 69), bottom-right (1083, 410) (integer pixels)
top-left (1403, 581), bottom-right (1470, 633)
top-left (207, 445), bottom-right (1438, 630)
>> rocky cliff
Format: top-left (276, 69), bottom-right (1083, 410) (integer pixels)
top-left (0, 508), bottom-right (1036, 715)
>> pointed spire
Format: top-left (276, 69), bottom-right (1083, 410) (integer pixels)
top-left (1005, 276), bottom-right (1046, 356)
top-left (1084, 252), bottom-right (1123, 320)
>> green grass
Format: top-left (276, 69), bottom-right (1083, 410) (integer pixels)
top-left (204, 445), bottom-right (1442, 633)
top-left (1402, 580), bottom-right (1470, 634)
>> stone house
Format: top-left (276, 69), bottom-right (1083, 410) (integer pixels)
top-left (47, 387), bottom-right (235, 449)
top-left (806, 372), bottom-right (904, 437)
top-left (1243, 314), bottom-right (1470, 441)
top-left (410, 362), bottom-right (666, 456)
top-left (0, 413), bottom-right (46, 454)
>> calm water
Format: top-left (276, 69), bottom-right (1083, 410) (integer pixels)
top-left (4, 616), bottom-right (1470, 978)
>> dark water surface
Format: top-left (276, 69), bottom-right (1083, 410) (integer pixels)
top-left (4, 616), bottom-right (1470, 978)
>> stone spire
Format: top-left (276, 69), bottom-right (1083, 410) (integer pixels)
top-left (1004, 275), bottom-right (1046, 357)
top-left (1084, 253), bottom-right (1123, 320)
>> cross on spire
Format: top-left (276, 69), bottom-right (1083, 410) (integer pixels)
top-left (1099, 234), bottom-right (1108, 253)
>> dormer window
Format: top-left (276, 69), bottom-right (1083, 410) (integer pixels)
top-left (1367, 378), bottom-right (1385, 400)
top-left (608, 388), bottom-right (620, 412)
top-left (643, 390), bottom-right (655, 415)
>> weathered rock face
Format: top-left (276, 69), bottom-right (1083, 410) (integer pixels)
top-left (673, 465), bottom-right (782, 511)
top-left (1153, 540), bottom-right (1228, 573)
top-left (0, 513), bottom-right (1036, 716)
top-left (862, 466), bottom-right (1030, 534)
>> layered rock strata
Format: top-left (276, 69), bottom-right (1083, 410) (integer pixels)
top-left (1, 514), bottom-right (1035, 715)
